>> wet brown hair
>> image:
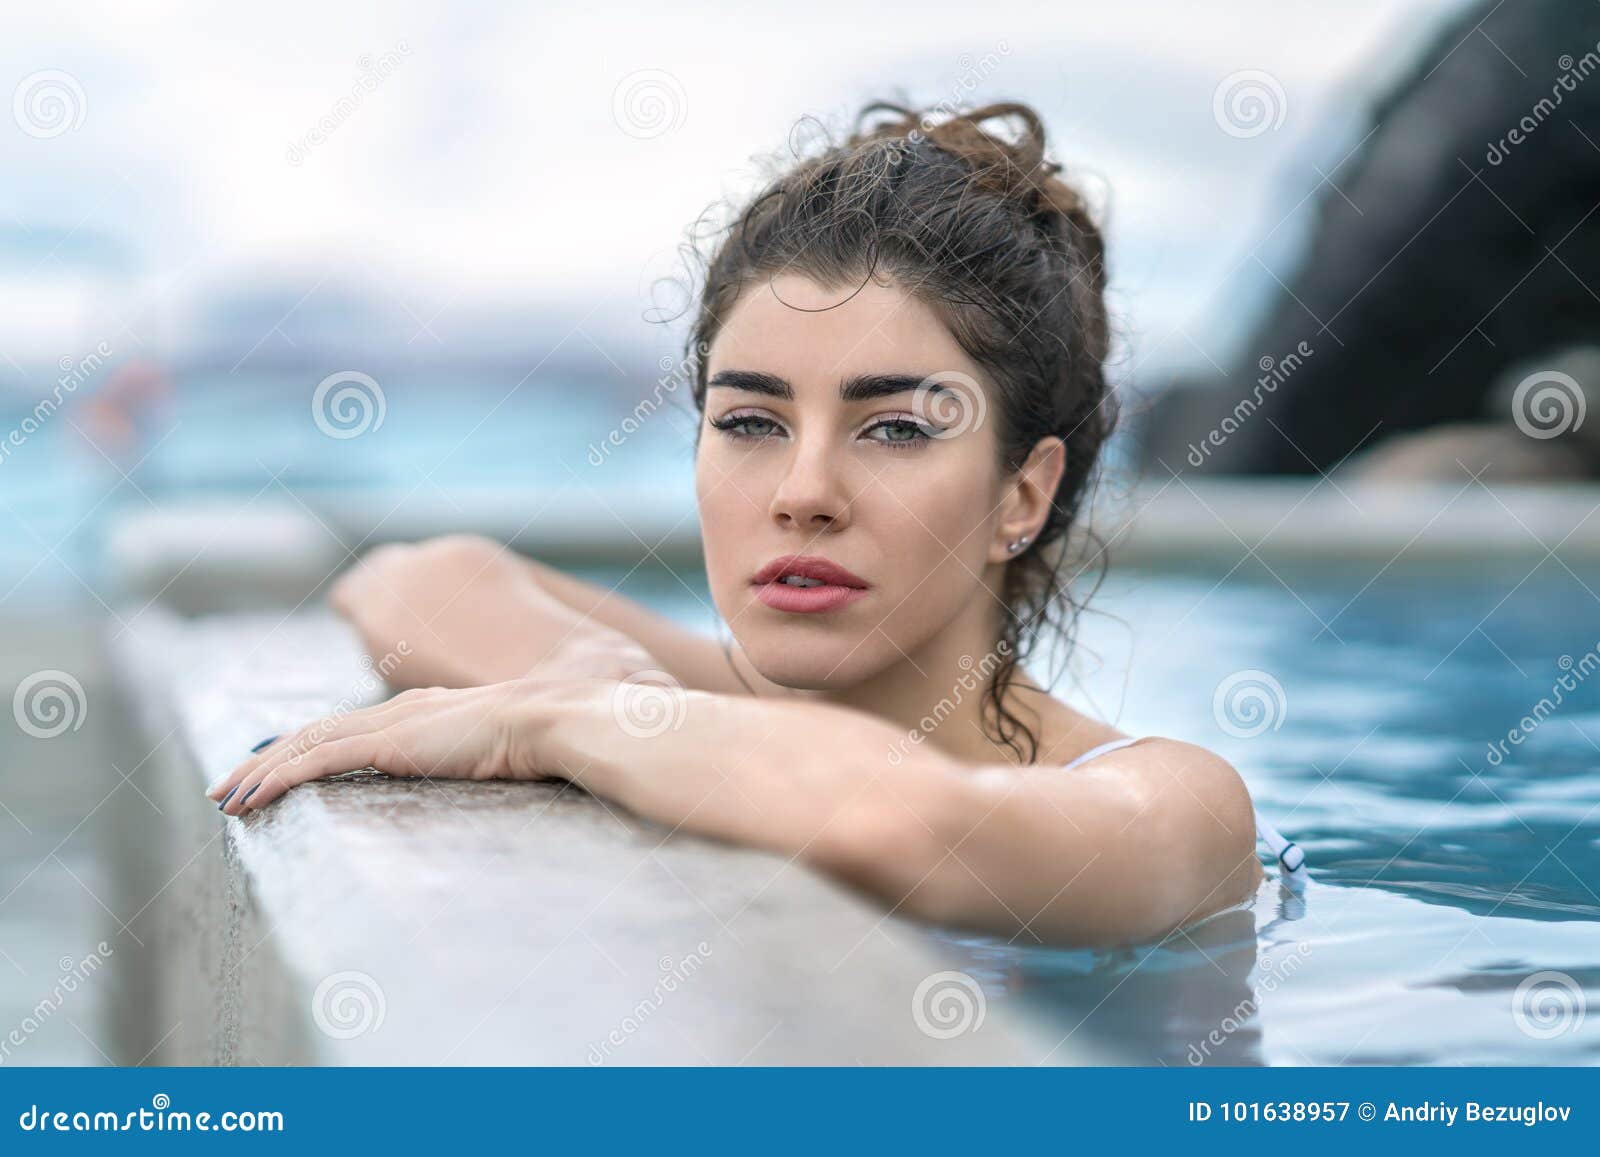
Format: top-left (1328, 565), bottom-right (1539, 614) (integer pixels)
top-left (673, 98), bottom-right (1118, 764)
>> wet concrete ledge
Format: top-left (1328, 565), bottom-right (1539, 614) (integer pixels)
top-left (106, 609), bottom-right (1072, 1065)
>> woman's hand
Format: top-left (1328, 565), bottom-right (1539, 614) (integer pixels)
top-left (328, 535), bottom-right (659, 689)
top-left (205, 679), bottom-right (590, 815)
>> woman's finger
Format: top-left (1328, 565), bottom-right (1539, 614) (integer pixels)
top-left (207, 717), bottom-right (343, 803)
top-left (222, 732), bottom-right (393, 814)
top-left (208, 689), bottom-right (432, 802)
top-left (224, 701), bottom-right (450, 815)
top-left (211, 678), bottom-right (559, 815)
top-left (219, 712), bottom-right (372, 797)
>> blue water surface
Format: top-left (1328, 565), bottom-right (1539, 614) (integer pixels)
top-left (932, 563), bottom-right (1600, 1066)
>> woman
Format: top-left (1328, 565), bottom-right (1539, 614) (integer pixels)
top-left (208, 100), bottom-right (1298, 947)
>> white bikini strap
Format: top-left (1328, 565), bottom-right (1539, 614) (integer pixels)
top-left (1061, 736), bottom-right (1143, 770)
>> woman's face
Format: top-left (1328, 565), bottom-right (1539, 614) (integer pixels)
top-left (695, 272), bottom-right (1013, 690)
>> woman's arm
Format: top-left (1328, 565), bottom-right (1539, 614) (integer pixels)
top-left (328, 535), bottom-right (766, 694)
top-left (208, 676), bottom-right (1262, 948)
top-left (525, 688), bottom-right (1263, 945)
top-left (893, 741), bottom-right (1266, 946)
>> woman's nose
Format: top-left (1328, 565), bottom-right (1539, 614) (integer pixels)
top-left (768, 437), bottom-right (853, 531)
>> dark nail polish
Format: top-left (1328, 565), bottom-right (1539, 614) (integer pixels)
top-left (217, 785), bottom-right (238, 810)
top-left (250, 735), bottom-right (280, 753)
top-left (240, 784), bottom-right (261, 807)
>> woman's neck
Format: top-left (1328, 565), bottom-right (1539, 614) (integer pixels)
top-left (809, 601), bottom-right (1052, 768)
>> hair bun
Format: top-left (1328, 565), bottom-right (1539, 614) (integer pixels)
top-left (850, 100), bottom-right (1107, 343)
top-left (854, 104), bottom-right (1086, 220)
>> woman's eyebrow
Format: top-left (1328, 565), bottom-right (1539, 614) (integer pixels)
top-left (706, 369), bottom-right (792, 399)
top-left (706, 370), bottom-right (952, 403)
top-left (840, 372), bottom-right (947, 403)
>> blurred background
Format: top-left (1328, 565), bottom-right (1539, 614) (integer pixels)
top-left (6, 0), bottom-right (1600, 1066)
top-left (3, 1), bottom-right (1512, 598)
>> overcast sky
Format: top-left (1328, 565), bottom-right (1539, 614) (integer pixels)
top-left (1, 0), bottom-right (1468, 371)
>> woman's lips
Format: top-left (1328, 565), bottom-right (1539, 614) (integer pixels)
top-left (749, 553), bottom-right (870, 613)
top-left (751, 554), bottom-right (869, 588)
top-left (753, 580), bottom-right (870, 614)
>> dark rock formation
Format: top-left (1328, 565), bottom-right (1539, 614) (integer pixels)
top-left (1138, 0), bottom-right (1600, 477)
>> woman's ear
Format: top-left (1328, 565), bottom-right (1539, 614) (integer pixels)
top-left (991, 436), bottom-right (1066, 562)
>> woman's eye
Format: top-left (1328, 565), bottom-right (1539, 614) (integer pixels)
top-left (710, 413), bottom-right (782, 440)
top-left (863, 418), bottom-right (934, 449)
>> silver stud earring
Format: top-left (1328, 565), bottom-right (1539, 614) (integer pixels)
top-left (1007, 535), bottom-right (1031, 554)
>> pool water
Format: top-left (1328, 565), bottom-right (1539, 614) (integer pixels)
top-left (927, 563), bottom-right (1600, 1066)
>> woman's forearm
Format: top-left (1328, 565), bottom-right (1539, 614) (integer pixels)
top-left (331, 535), bottom-right (730, 691)
top-left (516, 681), bottom-right (964, 887)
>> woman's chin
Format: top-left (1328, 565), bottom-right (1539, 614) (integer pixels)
top-left (741, 647), bottom-right (879, 692)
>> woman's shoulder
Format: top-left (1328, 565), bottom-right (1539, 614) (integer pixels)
top-left (1048, 724), bottom-right (1248, 792)
top-left (1051, 730), bottom-right (1257, 850)
top-left (1032, 706), bottom-right (1251, 808)
top-left (1025, 697), bottom-right (1232, 773)
top-left (986, 691), bottom-right (1256, 827)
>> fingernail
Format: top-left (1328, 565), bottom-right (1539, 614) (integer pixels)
top-left (249, 735), bottom-right (280, 753)
top-left (240, 784), bottom-right (261, 808)
top-left (217, 785), bottom-right (238, 810)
